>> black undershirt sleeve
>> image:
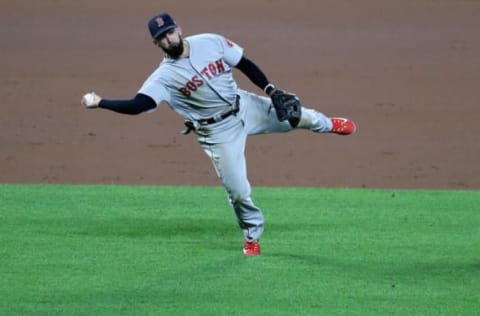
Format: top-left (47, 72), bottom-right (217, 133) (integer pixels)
top-left (235, 56), bottom-right (271, 92)
top-left (98, 93), bottom-right (157, 115)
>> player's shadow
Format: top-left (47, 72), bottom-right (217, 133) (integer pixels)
top-left (72, 216), bottom-right (234, 240)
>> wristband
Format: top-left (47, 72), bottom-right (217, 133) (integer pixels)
top-left (264, 83), bottom-right (276, 96)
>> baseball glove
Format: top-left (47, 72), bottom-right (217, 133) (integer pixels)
top-left (270, 89), bottom-right (302, 128)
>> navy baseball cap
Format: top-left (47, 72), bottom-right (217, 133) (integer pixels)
top-left (148, 13), bottom-right (177, 40)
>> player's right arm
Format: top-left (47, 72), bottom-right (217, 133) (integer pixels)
top-left (81, 92), bottom-right (156, 114)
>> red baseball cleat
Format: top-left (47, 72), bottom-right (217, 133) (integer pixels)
top-left (243, 241), bottom-right (261, 256)
top-left (330, 117), bottom-right (356, 135)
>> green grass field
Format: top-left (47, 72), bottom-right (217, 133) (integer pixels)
top-left (0, 185), bottom-right (479, 315)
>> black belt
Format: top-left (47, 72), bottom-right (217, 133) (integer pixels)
top-left (182, 95), bottom-right (240, 134)
top-left (198, 107), bottom-right (239, 125)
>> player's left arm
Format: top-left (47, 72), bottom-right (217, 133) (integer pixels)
top-left (235, 56), bottom-right (302, 127)
top-left (235, 55), bottom-right (292, 98)
top-left (220, 36), bottom-right (274, 95)
top-left (223, 35), bottom-right (301, 127)
top-left (235, 56), bottom-right (272, 94)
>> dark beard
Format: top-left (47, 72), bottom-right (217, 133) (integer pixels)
top-left (163, 40), bottom-right (184, 59)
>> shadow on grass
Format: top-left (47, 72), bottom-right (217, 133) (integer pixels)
top-left (46, 216), bottom-right (236, 240)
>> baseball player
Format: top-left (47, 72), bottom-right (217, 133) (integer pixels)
top-left (82, 13), bottom-right (356, 256)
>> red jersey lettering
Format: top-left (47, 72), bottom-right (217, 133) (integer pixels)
top-left (179, 87), bottom-right (191, 96)
top-left (179, 59), bottom-right (227, 97)
top-left (192, 75), bottom-right (204, 86)
top-left (200, 68), bottom-right (212, 80)
top-left (208, 63), bottom-right (217, 76)
top-left (216, 59), bottom-right (225, 73)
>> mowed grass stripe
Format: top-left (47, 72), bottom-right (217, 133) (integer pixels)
top-left (0, 185), bottom-right (478, 315)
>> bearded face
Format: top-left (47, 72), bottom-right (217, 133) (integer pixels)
top-left (154, 28), bottom-right (185, 59)
top-left (161, 37), bottom-right (184, 59)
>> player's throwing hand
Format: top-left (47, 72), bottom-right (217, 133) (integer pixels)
top-left (81, 92), bottom-right (102, 108)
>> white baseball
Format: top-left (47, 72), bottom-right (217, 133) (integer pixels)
top-left (82, 92), bottom-right (98, 108)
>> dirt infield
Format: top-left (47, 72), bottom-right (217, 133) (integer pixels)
top-left (1, 1), bottom-right (479, 190)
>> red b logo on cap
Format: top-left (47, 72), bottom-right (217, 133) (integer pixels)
top-left (156, 17), bottom-right (164, 27)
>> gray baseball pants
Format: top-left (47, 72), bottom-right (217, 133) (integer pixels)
top-left (197, 89), bottom-right (332, 242)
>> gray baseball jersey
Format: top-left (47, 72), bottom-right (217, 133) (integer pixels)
top-left (139, 33), bottom-right (242, 122)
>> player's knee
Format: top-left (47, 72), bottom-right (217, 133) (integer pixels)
top-left (228, 190), bottom-right (250, 206)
